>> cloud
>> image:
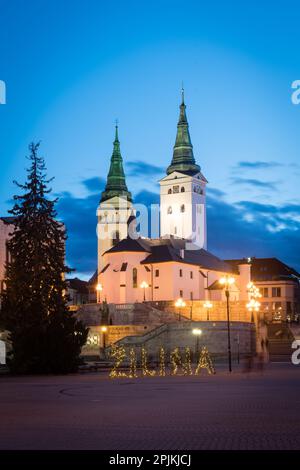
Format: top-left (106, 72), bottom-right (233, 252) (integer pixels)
top-left (126, 160), bottom-right (164, 177)
top-left (82, 176), bottom-right (105, 193)
top-left (55, 176), bottom-right (300, 277)
top-left (231, 177), bottom-right (278, 190)
top-left (235, 161), bottom-right (282, 169)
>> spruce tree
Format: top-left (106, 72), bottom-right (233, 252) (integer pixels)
top-left (0, 142), bottom-right (88, 373)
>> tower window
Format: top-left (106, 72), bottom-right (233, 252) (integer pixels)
top-left (155, 269), bottom-right (160, 277)
top-left (180, 204), bottom-right (185, 213)
top-left (173, 185), bottom-right (179, 193)
top-left (181, 186), bottom-right (185, 192)
top-left (167, 206), bottom-right (172, 214)
top-left (179, 269), bottom-right (183, 277)
top-left (132, 268), bottom-right (138, 288)
top-left (180, 290), bottom-right (183, 297)
top-left (168, 188), bottom-right (172, 194)
top-left (190, 271), bottom-right (193, 279)
top-left (112, 230), bottom-right (120, 246)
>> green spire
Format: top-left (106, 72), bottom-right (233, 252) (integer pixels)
top-left (166, 89), bottom-right (200, 176)
top-left (100, 124), bottom-right (132, 203)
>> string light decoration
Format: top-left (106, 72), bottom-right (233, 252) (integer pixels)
top-left (128, 348), bottom-right (138, 378)
top-left (159, 346), bottom-right (166, 376)
top-left (195, 346), bottom-right (216, 375)
top-left (182, 347), bottom-right (193, 375)
top-left (109, 345), bottom-right (128, 378)
top-left (141, 347), bottom-right (156, 376)
top-left (170, 347), bottom-right (182, 375)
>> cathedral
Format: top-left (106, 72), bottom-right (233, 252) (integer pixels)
top-left (96, 92), bottom-right (251, 305)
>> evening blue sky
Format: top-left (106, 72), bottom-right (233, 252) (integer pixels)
top-left (0, 0), bottom-right (299, 277)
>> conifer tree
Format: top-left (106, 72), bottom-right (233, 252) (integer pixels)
top-left (0, 142), bottom-right (88, 373)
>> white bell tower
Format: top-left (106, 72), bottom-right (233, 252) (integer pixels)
top-left (160, 91), bottom-right (208, 249)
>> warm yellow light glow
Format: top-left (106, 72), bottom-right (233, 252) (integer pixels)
top-left (140, 281), bottom-right (149, 289)
top-left (192, 328), bottom-right (202, 336)
top-left (175, 298), bottom-right (186, 308)
top-left (219, 276), bottom-right (235, 286)
top-left (96, 283), bottom-right (103, 292)
top-left (203, 301), bottom-right (213, 309)
top-left (246, 299), bottom-right (261, 312)
top-left (101, 326), bottom-right (107, 333)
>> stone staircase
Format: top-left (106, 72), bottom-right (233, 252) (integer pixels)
top-left (131, 303), bottom-right (185, 325)
top-left (267, 323), bottom-right (294, 362)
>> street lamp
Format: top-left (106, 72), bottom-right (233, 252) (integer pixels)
top-left (219, 276), bottom-right (236, 373)
top-left (247, 282), bottom-right (261, 323)
top-left (140, 281), bottom-right (149, 302)
top-left (175, 297), bottom-right (186, 321)
top-left (96, 283), bottom-right (103, 304)
top-left (203, 301), bottom-right (213, 321)
top-left (192, 328), bottom-right (202, 354)
top-left (101, 326), bottom-right (108, 349)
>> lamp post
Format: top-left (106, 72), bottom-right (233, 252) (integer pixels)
top-left (101, 326), bottom-right (107, 348)
top-left (140, 281), bottom-right (149, 302)
top-left (219, 276), bottom-right (236, 373)
top-left (247, 282), bottom-right (261, 323)
top-left (203, 301), bottom-right (213, 321)
top-left (175, 298), bottom-right (186, 321)
top-left (96, 283), bottom-right (103, 304)
top-left (192, 328), bottom-right (202, 355)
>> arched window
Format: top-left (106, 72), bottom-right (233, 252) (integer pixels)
top-left (132, 268), bottom-right (138, 288)
top-left (181, 186), bottom-right (185, 192)
top-left (167, 206), bottom-right (172, 214)
top-left (180, 204), bottom-right (185, 213)
top-left (112, 230), bottom-right (120, 246)
top-left (168, 188), bottom-right (172, 194)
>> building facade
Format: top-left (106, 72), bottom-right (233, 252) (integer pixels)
top-left (97, 93), bottom-right (251, 305)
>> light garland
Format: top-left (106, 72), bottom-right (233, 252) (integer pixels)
top-left (108, 345), bottom-right (217, 378)
top-left (141, 346), bottom-right (156, 376)
top-left (182, 347), bottom-right (193, 375)
top-left (170, 347), bottom-right (182, 375)
top-left (195, 346), bottom-right (216, 375)
top-left (159, 346), bottom-right (166, 376)
top-left (128, 348), bottom-right (138, 378)
top-left (109, 345), bottom-right (128, 378)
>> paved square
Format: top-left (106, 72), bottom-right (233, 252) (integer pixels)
top-left (0, 363), bottom-right (300, 450)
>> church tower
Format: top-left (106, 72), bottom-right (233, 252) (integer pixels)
top-left (97, 125), bottom-right (134, 275)
top-left (160, 91), bottom-right (208, 248)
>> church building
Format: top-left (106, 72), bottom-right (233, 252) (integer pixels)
top-left (96, 93), bottom-right (251, 305)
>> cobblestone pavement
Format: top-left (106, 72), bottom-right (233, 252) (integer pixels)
top-left (0, 363), bottom-right (300, 450)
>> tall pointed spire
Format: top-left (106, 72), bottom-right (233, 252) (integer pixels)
top-left (100, 124), bottom-right (132, 203)
top-left (166, 89), bottom-right (200, 176)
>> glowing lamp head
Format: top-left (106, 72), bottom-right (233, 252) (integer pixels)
top-left (192, 328), bottom-right (202, 336)
top-left (203, 301), bottom-right (213, 309)
top-left (140, 281), bottom-right (149, 289)
top-left (175, 298), bottom-right (186, 308)
top-left (101, 326), bottom-right (107, 333)
top-left (96, 283), bottom-right (103, 292)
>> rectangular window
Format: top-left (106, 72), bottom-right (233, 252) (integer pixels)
top-left (190, 271), bottom-right (193, 279)
top-left (180, 290), bottom-right (183, 297)
top-left (179, 269), bottom-right (183, 277)
top-left (155, 269), bottom-right (159, 277)
top-left (260, 287), bottom-right (269, 297)
top-left (173, 185), bottom-right (179, 193)
top-left (272, 287), bottom-right (281, 297)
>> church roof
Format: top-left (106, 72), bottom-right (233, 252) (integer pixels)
top-left (104, 235), bottom-right (236, 273)
top-left (166, 90), bottom-right (201, 177)
top-left (100, 125), bottom-right (132, 203)
top-left (226, 257), bottom-right (300, 281)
